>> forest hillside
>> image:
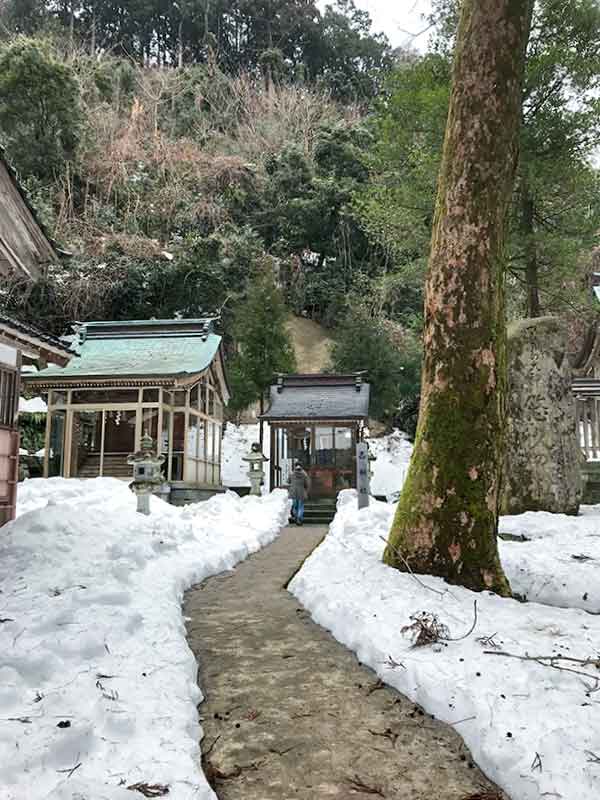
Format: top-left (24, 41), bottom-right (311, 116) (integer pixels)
top-left (1, 0), bottom-right (600, 427)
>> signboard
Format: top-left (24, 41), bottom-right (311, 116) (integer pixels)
top-left (356, 442), bottom-right (370, 509)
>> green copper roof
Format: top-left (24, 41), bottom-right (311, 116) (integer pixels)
top-left (30, 319), bottom-right (222, 381)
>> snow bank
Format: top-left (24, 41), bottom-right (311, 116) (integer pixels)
top-left (221, 423), bottom-right (270, 488)
top-left (289, 491), bottom-right (600, 800)
top-left (1, 478), bottom-right (289, 799)
top-left (367, 429), bottom-right (413, 500)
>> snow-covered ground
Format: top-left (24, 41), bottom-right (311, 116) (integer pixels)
top-left (367, 429), bottom-right (413, 500)
top-left (1, 478), bottom-right (289, 800)
top-left (500, 507), bottom-right (600, 613)
top-left (289, 491), bottom-right (600, 800)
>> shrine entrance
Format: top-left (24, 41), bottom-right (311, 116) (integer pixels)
top-left (271, 423), bottom-right (358, 499)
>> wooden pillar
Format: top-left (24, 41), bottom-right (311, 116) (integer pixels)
top-left (43, 405), bottom-right (51, 478)
top-left (167, 411), bottom-right (174, 482)
top-left (99, 410), bottom-right (106, 476)
top-left (157, 389), bottom-right (163, 456)
top-left (183, 388), bottom-right (190, 482)
top-left (269, 424), bottom-right (276, 489)
top-left (134, 388), bottom-right (143, 450)
top-left (64, 408), bottom-right (73, 478)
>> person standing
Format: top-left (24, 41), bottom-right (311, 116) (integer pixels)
top-left (288, 461), bottom-right (310, 525)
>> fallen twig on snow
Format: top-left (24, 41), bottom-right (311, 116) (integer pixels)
top-left (384, 655), bottom-right (406, 670)
top-left (449, 715), bottom-right (477, 726)
top-left (476, 633), bottom-right (501, 649)
top-left (378, 536), bottom-right (447, 597)
top-left (586, 750), bottom-right (600, 765)
top-left (402, 601), bottom-right (478, 648)
top-left (446, 601), bottom-right (478, 642)
top-left (402, 611), bottom-right (449, 647)
top-left (56, 762), bottom-right (81, 779)
top-left (582, 677), bottom-right (600, 694)
top-left (126, 783), bottom-right (170, 797)
top-left (483, 650), bottom-right (600, 683)
top-left (531, 752), bottom-right (543, 772)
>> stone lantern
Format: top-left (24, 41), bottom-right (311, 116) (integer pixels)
top-left (242, 442), bottom-right (268, 497)
top-left (127, 433), bottom-right (165, 515)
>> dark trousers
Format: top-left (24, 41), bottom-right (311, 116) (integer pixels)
top-left (292, 498), bottom-right (305, 523)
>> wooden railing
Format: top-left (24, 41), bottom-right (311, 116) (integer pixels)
top-left (573, 379), bottom-right (600, 462)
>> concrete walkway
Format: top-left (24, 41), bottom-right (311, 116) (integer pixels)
top-left (185, 527), bottom-right (503, 800)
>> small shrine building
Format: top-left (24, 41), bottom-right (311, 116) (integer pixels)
top-left (261, 373), bottom-right (370, 499)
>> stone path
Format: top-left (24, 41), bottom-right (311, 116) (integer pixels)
top-left (185, 526), bottom-right (504, 800)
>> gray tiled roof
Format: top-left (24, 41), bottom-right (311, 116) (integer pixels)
top-left (0, 313), bottom-right (73, 356)
top-left (262, 381), bottom-right (370, 421)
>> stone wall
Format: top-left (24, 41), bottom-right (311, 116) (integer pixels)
top-left (501, 317), bottom-right (582, 516)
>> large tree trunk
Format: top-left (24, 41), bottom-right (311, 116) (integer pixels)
top-left (383, 0), bottom-right (534, 596)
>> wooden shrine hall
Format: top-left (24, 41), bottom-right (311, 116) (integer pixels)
top-left (25, 318), bottom-right (230, 504)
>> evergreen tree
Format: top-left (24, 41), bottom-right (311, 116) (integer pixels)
top-left (0, 37), bottom-right (81, 181)
top-left (228, 268), bottom-right (297, 421)
top-left (0, 0), bottom-right (391, 102)
top-left (331, 302), bottom-right (421, 422)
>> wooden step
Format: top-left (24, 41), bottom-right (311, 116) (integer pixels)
top-left (76, 454), bottom-right (131, 479)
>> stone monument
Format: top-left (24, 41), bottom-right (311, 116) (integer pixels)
top-left (356, 442), bottom-right (370, 509)
top-left (501, 317), bottom-right (582, 516)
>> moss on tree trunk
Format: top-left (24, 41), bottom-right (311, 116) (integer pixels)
top-left (383, 0), bottom-right (534, 596)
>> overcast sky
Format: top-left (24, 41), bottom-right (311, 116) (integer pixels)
top-left (319, 0), bottom-right (434, 50)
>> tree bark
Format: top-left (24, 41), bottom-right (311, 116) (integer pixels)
top-left (384, 0), bottom-right (534, 596)
top-left (178, 18), bottom-right (184, 69)
top-left (90, 4), bottom-right (96, 57)
top-left (521, 185), bottom-right (541, 317)
top-left (259, 393), bottom-right (265, 448)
